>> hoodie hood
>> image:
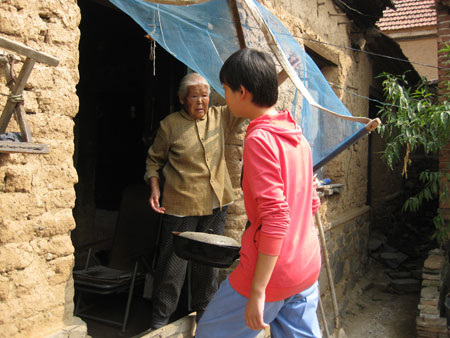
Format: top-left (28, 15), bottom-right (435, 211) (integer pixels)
top-left (246, 110), bottom-right (302, 146)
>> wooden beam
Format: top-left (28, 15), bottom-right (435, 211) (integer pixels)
top-left (228, 0), bottom-right (247, 49)
top-left (0, 141), bottom-right (49, 154)
top-left (14, 103), bottom-right (33, 143)
top-left (0, 57), bottom-right (35, 134)
top-left (142, 0), bottom-right (212, 4)
top-left (0, 36), bottom-right (59, 66)
top-left (139, 313), bottom-right (196, 337)
top-left (242, 0), bottom-right (371, 125)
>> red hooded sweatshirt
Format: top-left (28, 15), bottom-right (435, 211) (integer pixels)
top-left (229, 110), bottom-right (321, 302)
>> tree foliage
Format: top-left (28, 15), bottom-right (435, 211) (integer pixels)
top-left (377, 45), bottom-right (450, 245)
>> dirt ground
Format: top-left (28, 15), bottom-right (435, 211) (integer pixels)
top-left (338, 194), bottom-right (442, 338)
top-left (340, 259), bottom-right (419, 338)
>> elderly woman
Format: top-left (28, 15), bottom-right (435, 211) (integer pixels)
top-left (144, 72), bottom-right (245, 329)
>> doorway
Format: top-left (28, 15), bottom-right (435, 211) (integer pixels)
top-left (72, 0), bottom-right (186, 335)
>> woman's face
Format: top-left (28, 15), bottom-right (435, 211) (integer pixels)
top-left (181, 85), bottom-right (210, 120)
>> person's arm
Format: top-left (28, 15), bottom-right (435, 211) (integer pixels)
top-left (145, 121), bottom-right (170, 213)
top-left (149, 176), bottom-right (166, 213)
top-left (245, 252), bottom-right (278, 330)
top-left (242, 137), bottom-right (290, 330)
top-left (220, 105), bottom-right (248, 143)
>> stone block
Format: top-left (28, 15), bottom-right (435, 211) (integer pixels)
top-left (418, 304), bottom-right (440, 315)
top-left (29, 235), bottom-right (73, 259)
top-left (423, 280), bottom-right (442, 287)
top-left (0, 218), bottom-right (33, 245)
top-left (0, 242), bottom-right (34, 273)
top-left (423, 272), bottom-right (442, 281)
top-left (0, 193), bottom-right (41, 222)
top-left (420, 297), bottom-right (440, 307)
top-left (48, 256), bottom-right (74, 285)
top-left (40, 189), bottom-right (76, 210)
top-left (419, 312), bottom-right (441, 321)
top-left (422, 286), bottom-right (439, 300)
top-left (224, 214), bottom-right (247, 231)
top-left (227, 199), bottom-right (245, 215)
top-left (0, 275), bottom-right (11, 301)
top-left (3, 166), bottom-right (33, 193)
top-left (35, 209), bottom-right (76, 238)
top-left (416, 331), bottom-right (445, 338)
top-left (428, 249), bottom-right (444, 256)
top-left (35, 165), bottom-right (77, 191)
top-left (417, 316), bottom-right (447, 328)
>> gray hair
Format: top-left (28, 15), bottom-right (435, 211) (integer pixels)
top-left (178, 73), bottom-right (211, 99)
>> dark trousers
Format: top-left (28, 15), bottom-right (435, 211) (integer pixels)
top-left (151, 206), bottom-right (228, 328)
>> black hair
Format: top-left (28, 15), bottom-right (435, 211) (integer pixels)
top-left (219, 48), bottom-right (278, 107)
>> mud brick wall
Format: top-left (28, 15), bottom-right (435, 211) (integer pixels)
top-left (0, 1), bottom-right (83, 337)
top-left (0, 0), bottom-right (378, 337)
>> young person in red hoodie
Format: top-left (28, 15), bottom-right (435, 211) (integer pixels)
top-left (195, 48), bottom-right (322, 338)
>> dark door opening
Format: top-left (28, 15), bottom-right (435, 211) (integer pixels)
top-left (72, 1), bottom-right (186, 335)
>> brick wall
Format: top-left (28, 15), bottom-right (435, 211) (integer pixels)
top-left (436, 0), bottom-right (450, 222)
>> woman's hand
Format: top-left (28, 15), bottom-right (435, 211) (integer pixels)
top-left (149, 177), bottom-right (166, 213)
top-left (245, 291), bottom-right (268, 331)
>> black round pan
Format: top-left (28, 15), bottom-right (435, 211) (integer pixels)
top-left (172, 231), bottom-right (241, 268)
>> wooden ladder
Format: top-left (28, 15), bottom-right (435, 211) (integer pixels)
top-left (0, 36), bottom-right (59, 154)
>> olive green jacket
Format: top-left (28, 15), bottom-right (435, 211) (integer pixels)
top-left (145, 105), bottom-right (245, 216)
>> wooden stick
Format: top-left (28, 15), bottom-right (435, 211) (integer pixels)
top-left (241, 0), bottom-right (370, 125)
top-left (0, 36), bottom-right (59, 66)
top-left (315, 212), bottom-right (340, 329)
top-left (14, 103), bottom-right (32, 143)
top-left (318, 293), bottom-right (331, 338)
top-left (0, 141), bottom-right (49, 154)
top-left (228, 0), bottom-right (247, 49)
top-left (313, 118), bottom-right (381, 172)
top-left (142, 0), bottom-right (212, 5)
top-left (0, 57), bottom-right (35, 134)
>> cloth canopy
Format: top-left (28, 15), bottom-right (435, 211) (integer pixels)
top-left (110, 0), bottom-right (377, 171)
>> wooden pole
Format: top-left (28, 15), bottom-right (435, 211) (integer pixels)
top-left (241, 0), bottom-right (371, 125)
top-left (228, 0), bottom-right (247, 49)
top-left (0, 57), bottom-right (35, 134)
top-left (318, 294), bottom-right (331, 338)
top-left (315, 212), bottom-right (340, 330)
top-left (0, 36), bottom-right (58, 67)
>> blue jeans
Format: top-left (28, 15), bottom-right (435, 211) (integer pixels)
top-left (196, 278), bottom-right (321, 338)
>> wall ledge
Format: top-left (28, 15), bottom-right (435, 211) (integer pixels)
top-left (325, 205), bottom-right (371, 231)
top-left (44, 317), bottom-right (88, 338)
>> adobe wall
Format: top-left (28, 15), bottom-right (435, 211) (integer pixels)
top-left (0, 0), bottom-right (375, 337)
top-left (0, 1), bottom-right (83, 337)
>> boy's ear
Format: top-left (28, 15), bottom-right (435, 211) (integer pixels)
top-left (239, 85), bottom-right (252, 102)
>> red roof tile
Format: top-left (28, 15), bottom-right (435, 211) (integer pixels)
top-left (376, 0), bottom-right (437, 31)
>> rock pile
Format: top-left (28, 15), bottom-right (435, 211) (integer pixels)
top-left (416, 249), bottom-right (448, 338)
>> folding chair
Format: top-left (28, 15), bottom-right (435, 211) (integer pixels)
top-left (73, 184), bottom-right (159, 332)
top-left (73, 248), bottom-right (143, 332)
